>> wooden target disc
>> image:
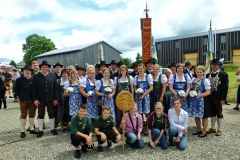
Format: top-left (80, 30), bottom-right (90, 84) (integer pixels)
top-left (115, 91), bottom-right (134, 111)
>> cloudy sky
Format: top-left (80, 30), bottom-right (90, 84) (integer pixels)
top-left (1, 0), bottom-right (240, 64)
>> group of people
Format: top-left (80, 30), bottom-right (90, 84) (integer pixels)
top-left (6, 57), bottom-right (229, 159)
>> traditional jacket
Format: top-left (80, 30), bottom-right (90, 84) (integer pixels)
top-left (15, 76), bottom-right (33, 101)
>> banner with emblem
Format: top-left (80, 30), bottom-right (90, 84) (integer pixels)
top-left (141, 18), bottom-right (152, 65)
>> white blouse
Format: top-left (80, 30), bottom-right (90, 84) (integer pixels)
top-left (133, 73), bottom-right (153, 86)
top-left (169, 74), bottom-right (192, 84)
top-left (113, 76), bottom-right (134, 86)
top-left (191, 77), bottom-right (211, 90)
top-left (80, 78), bottom-right (95, 88)
top-left (153, 73), bottom-right (167, 84)
top-left (95, 78), bottom-right (116, 90)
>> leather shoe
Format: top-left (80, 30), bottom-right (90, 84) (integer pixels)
top-left (192, 131), bottom-right (202, 135)
top-left (81, 145), bottom-right (87, 153)
top-left (215, 130), bottom-right (222, 136)
top-left (20, 132), bottom-right (26, 138)
top-left (51, 129), bottom-right (58, 135)
top-left (207, 128), bottom-right (216, 134)
top-left (74, 150), bottom-right (81, 159)
top-left (233, 107), bottom-right (239, 110)
top-left (37, 131), bottom-right (44, 138)
top-left (30, 130), bottom-right (37, 134)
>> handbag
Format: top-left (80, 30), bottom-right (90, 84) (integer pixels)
top-left (128, 113), bottom-right (139, 148)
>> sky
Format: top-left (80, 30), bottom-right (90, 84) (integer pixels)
top-left (1, 0), bottom-right (240, 64)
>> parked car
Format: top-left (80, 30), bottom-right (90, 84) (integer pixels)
top-left (0, 64), bottom-right (16, 75)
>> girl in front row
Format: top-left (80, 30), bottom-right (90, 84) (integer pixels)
top-left (94, 106), bottom-right (121, 152)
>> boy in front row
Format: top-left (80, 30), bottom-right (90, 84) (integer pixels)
top-left (70, 104), bottom-right (94, 159)
top-left (94, 106), bottom-right (121, 152)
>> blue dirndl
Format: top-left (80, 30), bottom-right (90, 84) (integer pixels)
top-left (69, 82), bottom-right (82, 116)
top-left (134, 74), bottom-right (150, 114)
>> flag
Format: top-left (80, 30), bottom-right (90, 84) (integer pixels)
top-left (98, 43), bottom-right (104, 64)
top-left (204, 25), bottom-right (213, 74)
top-left (151, 36), bottom-right (158, 64)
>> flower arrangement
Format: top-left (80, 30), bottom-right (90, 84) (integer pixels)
top-left (189, 90), bottom-right (197, 98)
top-left (178, 90), bottom-right (186, 98)
top-left (104, 87), bottom-right (112, 94)
top-left (67, 87), bottom-right (74, 93)
top-left (87, 91), bottom-right (94, 98)
top-left (136, 88), bottom-right (144, 95)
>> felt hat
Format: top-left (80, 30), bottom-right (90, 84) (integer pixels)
top-left (21, 65), bottom-right (32, 72)
top-left (53, 62), bottom-right (63, 68)
top-left (168, 63), bottom-right (176, 68)
top-left (210, 59), bottom-right (221, 65)
top-left (110, 60), bottom-right (117, 65)
top-left (145, 58), bottom-right (155, 65)
top-left (39, 60), bottom-right (51, 68)
top-left (131, 62), bottom-right (138, 68)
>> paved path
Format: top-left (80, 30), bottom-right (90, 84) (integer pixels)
top-left (0, 99), bottom-right (240, 160)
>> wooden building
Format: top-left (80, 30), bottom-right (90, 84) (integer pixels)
top-left (155, 26), bottom-right (240, 66)
top-left (35, 41), bottom-right (121, 67)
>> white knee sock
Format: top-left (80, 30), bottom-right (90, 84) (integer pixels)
top-left (20, 119), bottom-right (27, 132)
top-left (38, 119), bottom-right (44, 131)
top-left (49, 118), bottom-right (55, 130)
top-left (211, 117), bottom-right (217, 129)
top-left (29, 118), bottom-right (35, 130)
top-left (217, 118), bottom-right (223, 131)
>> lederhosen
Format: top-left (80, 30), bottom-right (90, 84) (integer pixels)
top-left (96, 117), bottom-right (118, 144)
top-left (115, 76), bottom-right (131, 122)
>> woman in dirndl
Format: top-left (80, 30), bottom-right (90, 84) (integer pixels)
top-left (114, 64), bottom-right (134, 125)
top-left (162, 68), bottom-right (172, 114)
top-left (64, 70), bottom-right (82, 117)
top-left (80, 65), bottom-right (98, 122)
top-left (150, 64), bottom-right (167, 113)
top-left (96, 68), bottom-right (116, 118)
top-left (169, 63), bottom-right (191, 115)
top-left (190, 66), bottom-right (211, 137)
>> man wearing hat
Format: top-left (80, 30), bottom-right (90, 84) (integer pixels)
top-left (53, 62), bottom-right (63, 79)
top-left (145, 58), bottom-right (155, 74)
top-left (184, 61), bottom-right (193, 79)
top-left (110, 60), bottom-right (118, 75)
top-left (32, 60), bottom-right (59, 138)
top-left (95, 60), bottom-right (113, 80)
top-left (130, 62), bottom-right (139, 78)
top-left (168, 63), bottom-right (176, 74)
top-left (15, 65), bottom-right (37, 138)
top-left (95, 64), bottom-right (100, 75)
top-left (206, 59), bottom-right (228, 136)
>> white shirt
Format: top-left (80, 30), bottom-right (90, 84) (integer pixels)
top-left (133, 73), bottom-right (153, 86)
top-left (168, 108), bottom-right (188, 137)
top-left (95, 78), bottom-right (115, 90)
top-left (153, 73), bottom-right (167, 84)
top-left (169, 74), bottom-right (192, 84)
top-left (113, 76), bottom-right (134, 87)
top-left (80, 78), bottom-right (95, 88)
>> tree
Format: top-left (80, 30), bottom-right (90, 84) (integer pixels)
top-left (9, 60), bottom-right (17, 68)
top-left (135, 52), bottom-right (142, 64)
top-left (22, 34), bottom-right (56, 65)
top-left (120, 56), bottom-right (132, 67)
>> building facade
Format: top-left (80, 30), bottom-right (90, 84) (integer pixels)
top-left (35, 41), bottom-right (121, 67)
top-left (155, 27), bottom-right (240, 66)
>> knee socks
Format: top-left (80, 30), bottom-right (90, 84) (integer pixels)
top-left (210, 117), bottom-right (217, 129)
top-left (20, 119), bottom-right (27, 132)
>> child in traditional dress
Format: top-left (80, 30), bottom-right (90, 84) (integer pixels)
top-left (70, 104), bottom-right (94, 159)
top-left (94, 106), bottom-right (121, 152)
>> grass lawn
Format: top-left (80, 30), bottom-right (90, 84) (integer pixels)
top-left (227, 71), bottom-right (239, 102)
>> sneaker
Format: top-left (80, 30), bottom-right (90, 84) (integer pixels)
top-left (215, 130), bottom-right (222, 136)
top-left (30, 130), bottom-right (37, 134)
top-left (97, 146), bottom-right (103, 152)
top-left (51, 129), bottom-right (58, 135)
top-left (37, 131), bottom-right (44, 138)
top-left (74, 150), bottom-right (81, 159)
top-left (107, 142), bottom-right (112, 148)
top-left (81, 145), bottom-right (87, 153)
top-left (207, 128), bottom-right (216, 134)
top-left (20, 132), bottom-right (26, 138)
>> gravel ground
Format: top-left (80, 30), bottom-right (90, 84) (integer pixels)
top-left (0, 103), bottom-right (240, 160)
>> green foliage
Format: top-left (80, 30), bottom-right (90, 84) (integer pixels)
top-left (224, 64), bottom-right (239, 72)
top-left (135, 53), bottom-right (142, 64)
top-left (227, 71), bottom-right (239, 102)
top-left (9, 60), bottom-right (17, 68)
top-left (22, 34), bottom-right (56, 65)
top-left (120, 56), bottom-right (132, 67)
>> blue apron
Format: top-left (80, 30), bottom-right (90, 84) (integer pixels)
top-left (69, 81), bottom-right (82, 116)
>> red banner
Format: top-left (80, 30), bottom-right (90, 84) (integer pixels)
top-left (141, 18), bottom-right (152, 65)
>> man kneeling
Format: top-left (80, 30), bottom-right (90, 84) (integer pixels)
top-left (70, 104), bottom-right (94, 159)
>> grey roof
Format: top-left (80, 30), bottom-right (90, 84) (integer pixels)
top-left (35, 41), bottom-right (121, 58)
top-left (16, 60), bottom-right (25, 65)
top-left (156, 26), bottom-right (240, 42)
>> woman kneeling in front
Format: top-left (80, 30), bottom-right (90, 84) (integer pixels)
top-left (168, 98), bottom-right (188, 150)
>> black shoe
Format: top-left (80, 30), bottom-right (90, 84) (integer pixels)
top-left (107, 142), bottom-right (112, 148)
top-left (51, 129), bottom-right (58, 135)
top-left (192, 131), bottom-right (202, 135)
top-left (30, 130), bottom-right (37, 134)
top-left (74, 150), bottom-right (81, 159)
top-left (97, 146), bottom-right (103, 152)
top-left (27, 125), bottom-right (36, 132)
top-left (37, 131), bottom-right (44, 138)
top-left (81, 145), bottom-right (87, 153)
top-left (169, 140), bottom-right (174, 146)
top-left (198, 133), bottom-right (207, 138)
top-left (20, 132), bottom-right (26, 138)
top-left (233, 107), bottom-right (239, 110)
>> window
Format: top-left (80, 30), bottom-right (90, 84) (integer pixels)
top-left (203, 38), bottom-right (208, 45)
top-left (174, 41), bottom-right (179, 49)
top-left (157, 43), bottom-right (161, 51)
top-left (220, 50), bottom-right (226, 54)
top-left (221, 36), bottom-right (226, 43)
top-left (203, 52), bottom-right (207, 56)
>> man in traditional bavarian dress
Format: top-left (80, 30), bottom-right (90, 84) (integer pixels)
top-left (32, 60), bottom-right (59, 138)
top-left (206, 59), bottom-right (228, 136)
